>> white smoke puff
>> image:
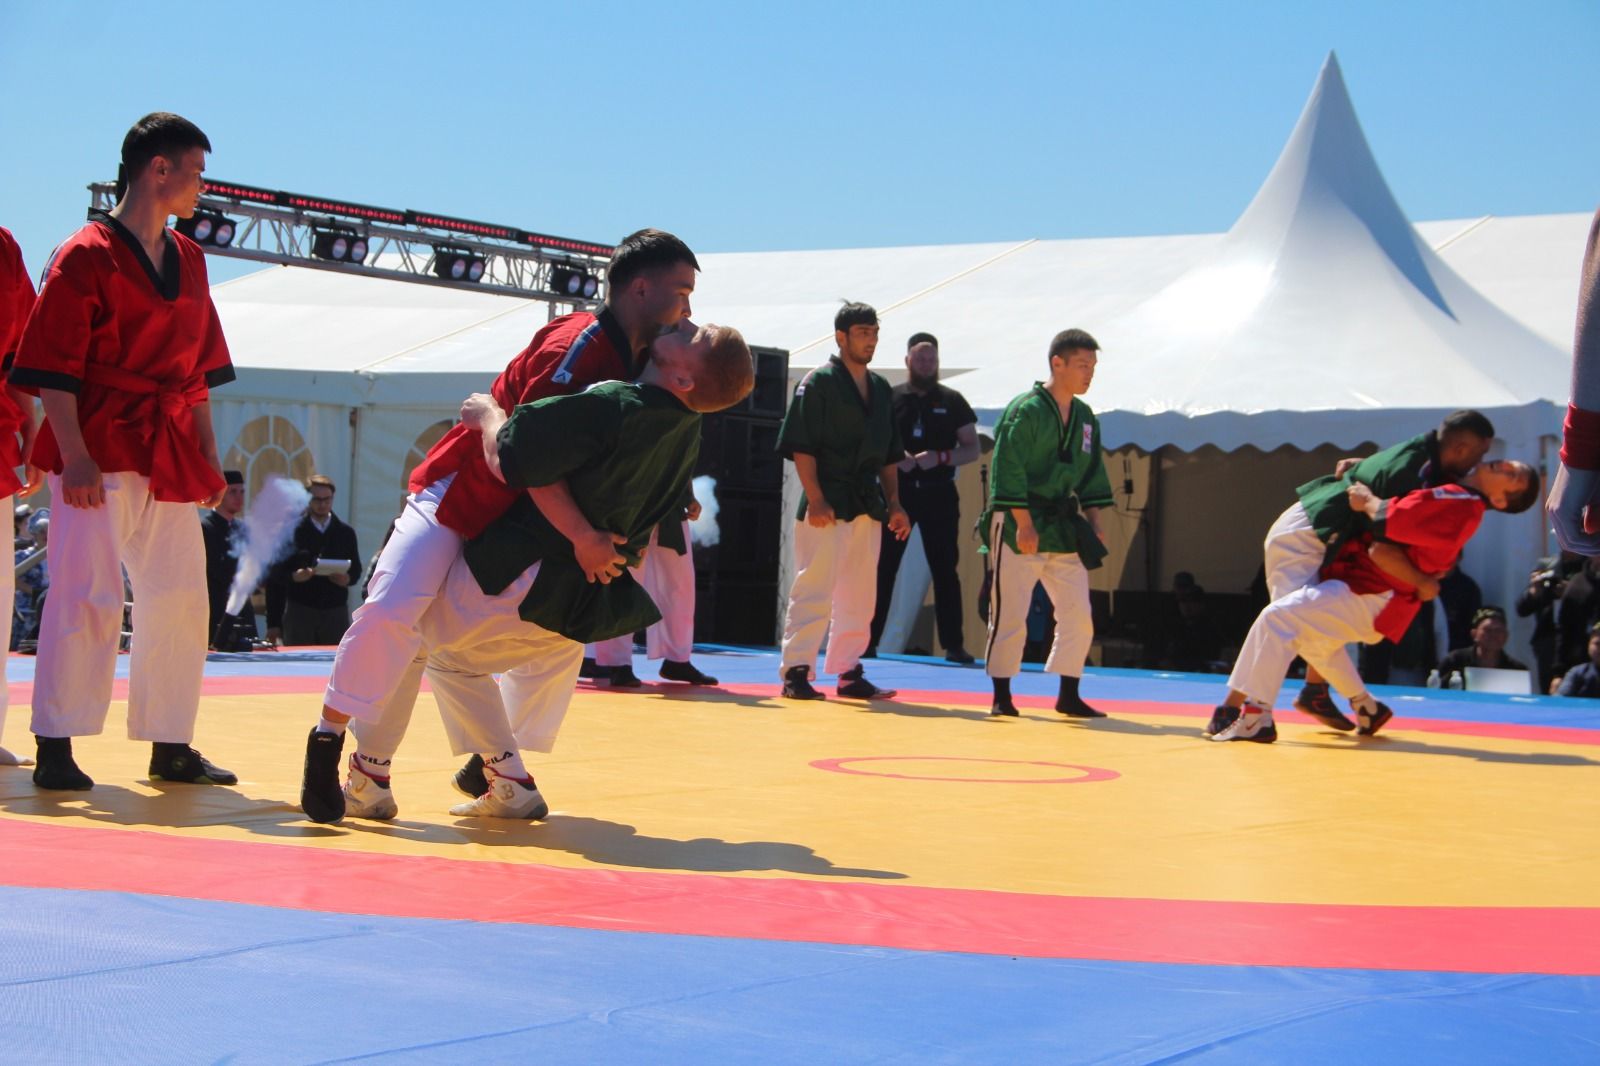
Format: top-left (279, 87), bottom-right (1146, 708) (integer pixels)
top-left (689, 475), bottom-right (720, 547)
top-left (225, 476), bottom-right (311, 615)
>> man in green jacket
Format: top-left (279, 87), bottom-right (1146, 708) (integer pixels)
top-left (982, 329), bottom-right (1114, 719)
top-left (777, 302), bottom-right (910, 700)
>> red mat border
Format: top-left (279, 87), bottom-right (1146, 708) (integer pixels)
top-left (2, 818), bottom-right (1594, 975)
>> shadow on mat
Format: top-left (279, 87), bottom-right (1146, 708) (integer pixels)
top-left (341, 811), bottom-right (906, 879)
top-left (1281, 736), bottom-right (1600, 766)
top-left (0, 776), bottom-right (343, 837)
top-left (641, 687), bottom-right (787, 709)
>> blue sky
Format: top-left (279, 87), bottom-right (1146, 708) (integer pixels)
top-left (2, 1), bottom-right (1595, 281)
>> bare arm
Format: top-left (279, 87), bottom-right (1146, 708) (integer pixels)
top-left (1368, 541), bottom-right (1441, 601)
top-left (880, 463), bottom-right (909, 540)
top-left (950, 423), bottom-right (981, 467)
top-left (1548, 207), bottom-right (1600, 552)
top-left (38, 388), bottom-right (102, 508)
top-left (192, 399), bottom-right (225, 507)
top-left (528, 481), bottom-right (626, 584)
top-left (7, 385), bottom-right (40, 498)
top-left (792, 452), bottom-right (834, 527)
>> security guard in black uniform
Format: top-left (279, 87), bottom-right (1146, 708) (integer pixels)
top-left (870, 332), bottom-right (981, 663)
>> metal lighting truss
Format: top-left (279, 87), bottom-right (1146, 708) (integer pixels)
top-left (87, 181), bottom-right (610, 310)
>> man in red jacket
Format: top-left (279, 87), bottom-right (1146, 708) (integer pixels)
top-left (306, 229), bottom-right (698, 821)
top-left (0, 226), bottom-right (43, 767)
top-left (10, 113), bottom-right (235, 790)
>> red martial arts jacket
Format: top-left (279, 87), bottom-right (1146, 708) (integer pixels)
top-left (10, 210), bottom-right (234, 503)
top-left (0, 227), bottom-right (37, 495)
top-left (1320, 484), bottom-right (1487, 643)
top-left (408, 306), bottom-right (642, 540)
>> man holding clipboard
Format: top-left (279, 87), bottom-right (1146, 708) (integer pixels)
top-left (266, 474), bottom-right (361, 645)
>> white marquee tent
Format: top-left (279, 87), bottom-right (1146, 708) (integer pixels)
top-left (205, 53), bottom-right (1592, 659)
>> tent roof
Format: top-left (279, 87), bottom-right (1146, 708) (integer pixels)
top-left (212, 53), bottom-right (1590, 448)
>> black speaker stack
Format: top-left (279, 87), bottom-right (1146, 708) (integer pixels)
top-left (693, 345), bottom-right (789, 646)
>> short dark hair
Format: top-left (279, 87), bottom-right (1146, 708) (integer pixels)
top-left (1440, 409), bottom-right (1495, 440)
top-left (835, 302), bottom-right (878, 334)
top-left (907, 332), bottom-right (938, 351)
top-left (1501, 465), bottom-right (1541, 515)
top-left (119, 112), bottom-right (211, 199)
top-left (1470, 606), bottom-right (1507, 628)
top-left (1048, 328), bottom-right (1100, 364)
top-left (607, 229), bottom-right (698, 289)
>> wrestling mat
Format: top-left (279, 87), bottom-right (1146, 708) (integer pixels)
top-left (1, 648), bottom-right (1596, 1063)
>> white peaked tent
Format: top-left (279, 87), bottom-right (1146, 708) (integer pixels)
top-left (204, 52), bottom-right (1589, 657)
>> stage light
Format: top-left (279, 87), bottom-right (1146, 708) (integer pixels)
top-left (312, 228), bottom-right (357, 261)
top-left (177, 209), bottom-right (238, 248)
top-left (432, 247), bottom-right (486, 283)
top-left (348, 236), bottom-right (368, 264)
top-left (549, 265), bottom-right (598, 298)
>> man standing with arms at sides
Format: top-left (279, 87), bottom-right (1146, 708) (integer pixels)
top-left (201, 470), bottom-right (254, 650)
top-left (777, 302), bottom-right (910, 701)
top-left (11, 113), bottom-right (236, 790)
top-left (0, 225), bottom-right (42, 766)
top-left (982, 329), bottom-right (1114, 720)
top-left (868, 332), bottom-right (980, 663)
top-left (306, 229), bottom-right (698, 814)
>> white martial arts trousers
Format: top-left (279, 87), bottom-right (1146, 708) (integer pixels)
top-left (404, 556), bottom-right (582, 759)
top-left (592, 521), bottom-right (696, 667)
top-left (323, 475), bottom-right (461, 721)
top-left (1228, 580), bottom-right (1391, 709)
top-left (780, 514), bottom-right (880, 677)
top-left (982, 515), bottom-right (1094, 679)
top-left (31, 473), bottom-right (207, 741)
top-left (1262, 501), bottom-right (1364, 695)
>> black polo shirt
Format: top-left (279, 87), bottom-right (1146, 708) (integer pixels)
top-left (892, 382), bottom-right (976, 485)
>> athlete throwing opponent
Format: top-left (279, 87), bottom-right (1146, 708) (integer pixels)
top-left (304, 230), bottom-right (698, 816)
top-left (301, 321), bottom-right (752, 821)
top-left (1211, 460), bottom-right (1540, 743)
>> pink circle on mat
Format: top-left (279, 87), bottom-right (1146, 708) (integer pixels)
top-left (810, 756), bottom-right (1120, 784)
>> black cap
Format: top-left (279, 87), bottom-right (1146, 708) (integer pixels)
top-left (224, 470), bottom-right (245, 485)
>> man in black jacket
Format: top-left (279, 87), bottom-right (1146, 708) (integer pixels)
top-left (200, 470), bottom-right (254, 649)
top-left (267, 474), bottom-right (361, 646)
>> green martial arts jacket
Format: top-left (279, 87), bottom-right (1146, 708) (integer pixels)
top-left (982, 383), bottom-right (1113, 561)
top-left (777, 355), bottom-right (904, 522)
top-left (1296, 431), bottom-right (1440, 550)
top-left (462, 381), bottom-right (700, 644)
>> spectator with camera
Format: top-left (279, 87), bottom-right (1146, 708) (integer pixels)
top-left (1516, 549), bottom-right (1583, 692)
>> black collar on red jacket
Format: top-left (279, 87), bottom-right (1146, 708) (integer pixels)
top-left (88, 208), bottom-right (180, 302)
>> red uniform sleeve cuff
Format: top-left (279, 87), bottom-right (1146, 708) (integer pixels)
top-left (1562, 404), bottom-right (1600, 471)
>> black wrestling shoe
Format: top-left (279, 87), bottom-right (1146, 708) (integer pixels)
top-left (577, 657), bottom-right (601, 679)
top-left (837, 665), bottom-right (897, 700)
top-left (658, 659), bottom-right (718, 685)
top-left (944, 648), bottom-right (977, 665)
top-left (300, 729), bottom-right (345, 823)
top-left (453, 753), bottom-right (489, 799)
top-left (1357, 701), bottom-right (1394, 737)
top-left (1203, 705), bottom-right (1240, 737)
top-left (1056, 697), bottom-right (1108, 718)
top-left (781, 664), bottom-right (825, 700)
top-left (1294, 683), bottom-right (1356, 731)
top-left (32, 736), bottom-right (93, 791)
top-left (607, 665), bottom-right (642, 688)
top-left (989, 696), bottom-right (1019, 717)
top-left (150, 743), bottom-right (238, 785)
